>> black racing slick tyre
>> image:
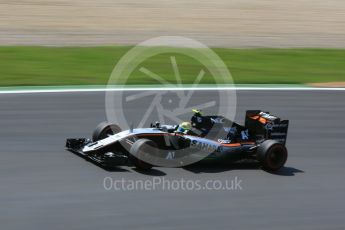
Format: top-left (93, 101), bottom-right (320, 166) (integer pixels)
top-left (257, 140), bottom-right (288, 171)
top-left (129, 139), bottom-right (158, 170)
top-left (92, 122), bottom-right (122, 142)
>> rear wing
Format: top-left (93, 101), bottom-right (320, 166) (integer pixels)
top-left (245, 110), bottom-right (289, 145)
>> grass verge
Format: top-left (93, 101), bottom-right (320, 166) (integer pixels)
top-left (0, 46), bottom-right (344, 86)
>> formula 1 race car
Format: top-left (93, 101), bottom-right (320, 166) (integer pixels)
top-left (66, 110), bottom-right (289, 171)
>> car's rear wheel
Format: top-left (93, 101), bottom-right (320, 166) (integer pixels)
top-left (129, 138), bottom-right (158, 170)
top-left (92, 122), bottom-right (122, 142)
top-left (257, 140), bottom-right (288, 171)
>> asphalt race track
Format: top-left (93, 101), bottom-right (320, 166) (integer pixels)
top-left (1, 90), bottom-right (345, 230)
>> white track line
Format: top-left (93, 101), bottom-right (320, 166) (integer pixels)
top-left (0, 87), bottom-right (344, 94)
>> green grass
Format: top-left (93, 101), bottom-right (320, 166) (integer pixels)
top-left (0, 46), bottom-right (344, 86)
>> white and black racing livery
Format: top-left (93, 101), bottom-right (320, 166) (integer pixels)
top-left (66, 110), bottom-right (289, 171)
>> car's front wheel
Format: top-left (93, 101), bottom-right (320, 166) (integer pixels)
top-left (129, 139), bottom-right (158, 170)
top-left (92, 122), bottom-right (122, 142)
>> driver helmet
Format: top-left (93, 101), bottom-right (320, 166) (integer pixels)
top-left (177, 121), bottom-right (192, 133)
top-left (192, 109), bottom-right (203, 116)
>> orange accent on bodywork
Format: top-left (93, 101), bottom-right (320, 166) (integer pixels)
top-left (221, 143), bottom-right (241, 147)
top-left (221, 141), bottom-right (255, 147)
top-left (258, 117), bottom-right (267, 124)
top-left (250, 115), bottom-right (267, 124)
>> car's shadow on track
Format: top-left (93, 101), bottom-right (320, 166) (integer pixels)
top-left (183, 161), bottom-right (304, 176)
top-left (266, 166), bottom-right (304, 176)
top-left (102, 166), bottom-right (167, 176)
top-left (92, 161), bottom-right (167, 176)
top-left (69, 150), bottom-right (168, 175)
top-left (74, 151), bottom-right (303, 176)
top-left (98, 165), bottom-right (131, 172)
top-left (132, 168), bottom-right (167, 176)
top-left (88, 160), bottom-right (167, 175)
top-left (95, 162), bottom-right (303, 176)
